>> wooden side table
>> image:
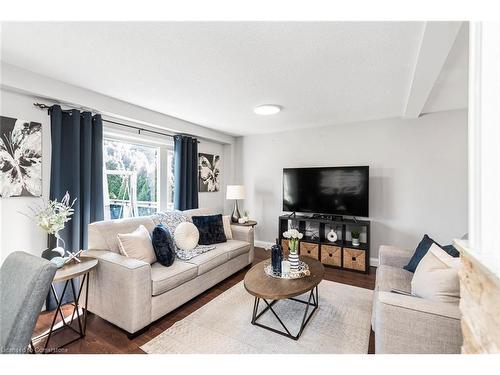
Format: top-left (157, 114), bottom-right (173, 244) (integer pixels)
top-left (232, 220), bottom-right (258, 228)
top-left (32, 258), bottom-right (97, 353)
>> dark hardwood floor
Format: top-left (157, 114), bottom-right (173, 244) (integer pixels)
top-left (33, 247), bottom-right (376, 354)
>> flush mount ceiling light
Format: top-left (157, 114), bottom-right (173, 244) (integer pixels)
top-left (253, 104), bottom-right (282, 115)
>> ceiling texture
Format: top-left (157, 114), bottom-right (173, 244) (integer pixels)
top-left (0, 22), bottom-right (468, 136)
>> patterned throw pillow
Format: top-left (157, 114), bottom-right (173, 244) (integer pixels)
top-left (192, 214), bottom-right (227, 245)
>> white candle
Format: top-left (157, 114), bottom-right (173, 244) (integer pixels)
top-left (282, 260), bottom-right (291, 275)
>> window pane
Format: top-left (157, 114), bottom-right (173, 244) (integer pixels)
top-left (103, 139), bottom-right (159, 218)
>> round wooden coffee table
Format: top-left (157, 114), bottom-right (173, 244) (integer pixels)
top-left (244, 256), bottom-right (324, 340)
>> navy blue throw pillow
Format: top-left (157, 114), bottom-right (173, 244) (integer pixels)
top-left (404, 234), bottom-right (460, 273)
top-left (192, 214), bottom-right (227, 245)
top-left (152, 225), bottom-right (175, 267)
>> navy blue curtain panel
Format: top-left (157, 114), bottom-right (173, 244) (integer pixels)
top-left (173, 135), bottom-right (199, 210)
top-left (47, 105), bottom-right (104, 310)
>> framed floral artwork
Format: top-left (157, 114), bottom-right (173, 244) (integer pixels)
top-left (198, 153), bottom-right (220, 192)
top-left (0, 116), bottom-right (42, 197)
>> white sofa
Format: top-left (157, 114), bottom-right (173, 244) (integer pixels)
top-left (82, 208), bottom-right (254, 337)
top-left (372, 245), bottom-right (462, 353)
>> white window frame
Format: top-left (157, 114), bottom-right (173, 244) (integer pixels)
top-left (466, 22), bottom-right (500, 276)
top-left (103, 120), bottom-right (175, 215)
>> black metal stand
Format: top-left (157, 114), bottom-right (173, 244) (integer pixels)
top-left (32, 274), bottom-right (90, 353)
top-left (251, 286), bottom-right (319, 340)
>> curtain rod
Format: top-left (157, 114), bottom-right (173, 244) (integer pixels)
top-left (33, 102), bottom-right (200, 142)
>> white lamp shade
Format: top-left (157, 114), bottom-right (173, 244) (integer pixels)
top-left (226, 185), bottom-right (245, 200)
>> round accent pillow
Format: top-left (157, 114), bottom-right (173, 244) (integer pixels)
top-left (174, 222), bottom-right (199, 251)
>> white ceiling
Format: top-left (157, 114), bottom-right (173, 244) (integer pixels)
top-left (0, 22), bottom-right (468, 136)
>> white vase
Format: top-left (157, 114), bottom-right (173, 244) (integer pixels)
top-left (352, 238), bottom-right (360, 247)
top-left (52, 231), bottom-right (66, 257)
top-left (288, 252), bottom-right (299, 271)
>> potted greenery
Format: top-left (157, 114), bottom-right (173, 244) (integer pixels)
top-left (351, 230), bottom-right (361, 247)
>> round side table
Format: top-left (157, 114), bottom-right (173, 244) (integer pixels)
top-left (31, 257), bottom-right (97, 353)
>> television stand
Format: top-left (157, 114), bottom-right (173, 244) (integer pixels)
top-left (278, 214), bottom-right (370, 273)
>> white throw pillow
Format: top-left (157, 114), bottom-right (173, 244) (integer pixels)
top-left (222, 215), bottom-right (233, 240)
top-left (411, 243), bottom-right (461, 303)
top-left (174, 222), bottom-right (199, 251)
top-left (117, 225), bottom-right (156, 264)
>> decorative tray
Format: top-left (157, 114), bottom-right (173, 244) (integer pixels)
top-left (264, 260), bottom-right (311, 279)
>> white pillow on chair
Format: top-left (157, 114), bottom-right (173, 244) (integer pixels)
top-left (411, 243), bottom-right (461, 303)
top-left (117, 225), bottom-right (157, 264)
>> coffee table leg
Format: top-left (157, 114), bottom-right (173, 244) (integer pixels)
top-left (250, 287), bottom-right (319, 340)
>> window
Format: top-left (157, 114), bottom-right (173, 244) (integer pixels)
top-left (103, 139), bottom-right (162, 219)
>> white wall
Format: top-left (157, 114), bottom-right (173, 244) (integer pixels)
top-left (0, 89), bottom-right (51, 262)
top-left (236, 110), bottom-right (468, 261)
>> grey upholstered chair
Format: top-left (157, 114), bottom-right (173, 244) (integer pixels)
top-left (0, 251), bottom-right (57, 354)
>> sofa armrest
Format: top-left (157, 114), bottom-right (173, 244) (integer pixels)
top-left (81, 250), bottom-right (152, 334)
top-left (231, 225), bottom-right (255, 262)
top-left (374, 291), bottom-right (462, 353)
top-left (378, 245), bottom-right (413, 268)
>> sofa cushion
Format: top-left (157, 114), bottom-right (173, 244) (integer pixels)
top-left (404, 234), bottom-right (459, 273)
top-left (117, 225), bottom-right (157, 264)
top-left (152, 225), bottom-right (176, 267)
top-left (183, 240), bottom-right (249, 275)
top-left (150, 261), bottom-right (198, 296)
top-left (214, 240), bottom-right (249, 259)
top-left (184, 246), bottom-right (229, 275)
top-left (376, 265), bottom-right (413, 293)
top-left (88, 217), bottom-right (156, 254)
top-left (192, 214), bottom-right (227, 245)
top-left (411, 244), bottom-right (460, 303)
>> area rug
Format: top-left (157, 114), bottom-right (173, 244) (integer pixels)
top-left (141, 280), bottom-right (373, 354)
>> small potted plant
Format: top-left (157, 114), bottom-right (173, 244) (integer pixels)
top-left (24, 192), bottom-right (77, 266)
top-left (351, 230), bottom-right (361, 247)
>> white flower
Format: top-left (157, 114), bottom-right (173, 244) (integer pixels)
top-left (283, 231), bottom-right (291, 239)
top-left (298, 233), bottom-right (304, 239)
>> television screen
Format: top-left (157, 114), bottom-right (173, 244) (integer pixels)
top-left (283, 166), bottom-right (369, 217)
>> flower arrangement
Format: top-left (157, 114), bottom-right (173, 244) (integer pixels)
top-left (27, 192), bottom-right (76, 235)
top-left (282, 228), bottom-right (303, 254)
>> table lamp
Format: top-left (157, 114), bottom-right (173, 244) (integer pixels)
top-left (226, 185), bottom-right (245, 223)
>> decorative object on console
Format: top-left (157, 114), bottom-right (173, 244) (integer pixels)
top-left (24, 191), bottom-right (76, 260)
top-left (271, 239), bottom-right (283, 275)
top-left (238, 217), bottom-right (246, 224)
top-left (283, 229), bottom-right (303, 271)
top-left (264, 259), bottom-right (311, 279)
top-left (226, 185), bottom-right (245, 223)
top-left (117, 225), bottom-right (157, 264)
top-left (198, 152), bottom-right (220, 192)
top-left (327, 229), bottom-right (338, 243)
top-left (404, 234), bottom-right (460, 273)
top-left (192, 214), bottom-right (227, 245)
top-left (174, 222), bottom-right (199, 251)
top-left (152, 225), bottom-right (176, 267)
top-left (351, 230), bottom-right (360, 247)
top-left (0, 116), bottom-right (42, 198)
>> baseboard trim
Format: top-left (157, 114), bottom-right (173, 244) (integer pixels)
top-left (254, 240), bottom-right (379, 267)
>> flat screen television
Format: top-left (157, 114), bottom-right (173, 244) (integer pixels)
top-left (283, 166), bottom-right (369, 217)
